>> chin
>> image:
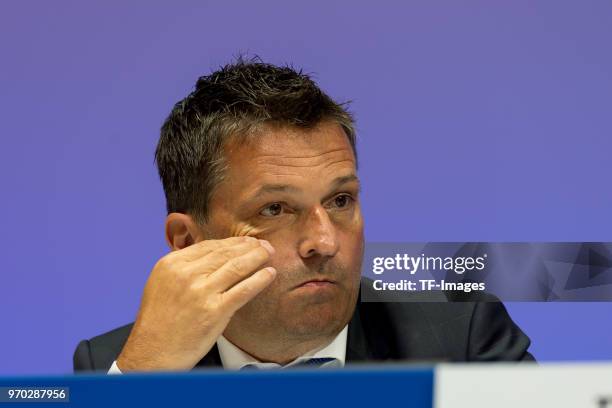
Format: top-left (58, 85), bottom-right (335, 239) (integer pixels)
top-left (281, 301), bottom-right (351, 337)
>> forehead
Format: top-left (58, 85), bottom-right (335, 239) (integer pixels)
top-left (222, 122), bottom-right (357, 188)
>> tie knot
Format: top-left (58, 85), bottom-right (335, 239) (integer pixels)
top-left (240, 357), bottom-right (337, 370)
top-left (289, 357), bottom-right (337, 368)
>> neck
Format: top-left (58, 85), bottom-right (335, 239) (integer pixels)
top-left (222, 327), bottom-right (340, 365)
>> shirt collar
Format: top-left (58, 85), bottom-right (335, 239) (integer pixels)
top-left (216, 325), bottom-right (348, 370)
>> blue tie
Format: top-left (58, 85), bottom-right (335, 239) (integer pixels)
top-left (288, 357), bottom-right (336, 368)
top-left (240, 357), bottom-right (336, 370)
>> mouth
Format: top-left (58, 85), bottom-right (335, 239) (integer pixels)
top-left (293, 278), bottom-right (337, 289)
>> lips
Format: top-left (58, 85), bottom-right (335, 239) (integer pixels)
top-left (294, 278), bottom-right (336, 289)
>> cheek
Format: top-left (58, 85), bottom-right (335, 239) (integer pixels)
top-left (337, 204), bottom-right (364, 239)
top-left (337, 229), bottom-right (365, 289)
top-left (229, 222), bottom-right (275, 238)
top-left (266, 246), bottom-right (302, 282)
top-left (340, 214), bottom-right (364, 259)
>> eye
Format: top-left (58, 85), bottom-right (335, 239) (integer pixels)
top-left (329, 194), bottom-right (354, 209)
top-left (259, 203), bottom-right (283, 217)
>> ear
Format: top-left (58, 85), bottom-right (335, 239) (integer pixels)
top-left (165, 213), bottom-right (205, 251)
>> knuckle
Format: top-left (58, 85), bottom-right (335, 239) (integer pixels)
top-left (218, 292), bottom-right (232, 309)
top-left (190, 239), bottom-right (213, 254)
top-left (174, 270), bottom-right (190, 285)
top-left (255, 246), bottom-right (271, 260)
top-left (215, 247), bottom-right (234, 259)
top-left (237, 284), bottom-right (253, 300)
top-left (248, 239), bottom-right (262, 248)
top-left (225, 284), bottom-right (253, 306)
top-left (190, 279), bottom-right (208, 293)
top-left (201, 296), bottom-right (223, 314)
top-left (239, 283), bottom-right (253, 297)
top-left (229, 270), bottom-right (244, 283)
top-left (225, 258), bottom-right (244, 274)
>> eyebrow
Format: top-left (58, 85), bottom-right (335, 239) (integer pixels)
top-left (248, 174), bottom-right (360, 201)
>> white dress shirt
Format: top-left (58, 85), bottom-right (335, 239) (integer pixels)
top-left (108, 325), bottom-right (347, 373)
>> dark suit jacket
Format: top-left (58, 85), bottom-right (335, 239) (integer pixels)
top-left (74, 278), bottom-right (534, 372)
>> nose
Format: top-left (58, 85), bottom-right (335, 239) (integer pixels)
top-left (297, 205), bottom-right (340, 259)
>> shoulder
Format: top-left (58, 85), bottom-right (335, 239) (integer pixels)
top-left (74, 323), bottom-right (134, 372)
top-left (358, 276), bottom-right (481, 322)
top-left (358, 279), bottom-right (477, 358)
top-left (357, 277), bottom-right (533, 361)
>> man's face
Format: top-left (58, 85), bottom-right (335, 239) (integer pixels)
top-left (203, 121), bottom-right (364, 341)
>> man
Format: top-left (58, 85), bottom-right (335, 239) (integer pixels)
top-left (74, 58), bottom-right (534, 373)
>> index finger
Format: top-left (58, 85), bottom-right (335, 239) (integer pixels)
top-left (173, 236), bottom-right (257, 262)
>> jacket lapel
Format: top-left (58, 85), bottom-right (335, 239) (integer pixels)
top-left (194, 343), bottom-right (223, 369)
top-left (346, 296), bottom-right (392, 363)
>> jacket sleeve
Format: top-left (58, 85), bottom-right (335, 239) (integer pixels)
top-left (466, 295), bottom-right (536, 362)
top-left (73, 339), bottom-right (95, 371)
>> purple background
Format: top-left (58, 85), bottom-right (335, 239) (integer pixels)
top-left (1, 1), bottom-right (611, 375)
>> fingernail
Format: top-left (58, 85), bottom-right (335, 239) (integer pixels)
top-left (266, 267), bottom-right (277, 277)
top-left (259, 239), bottom-right (275, 254)
top-left (244, 236), bottom-right (257, 242)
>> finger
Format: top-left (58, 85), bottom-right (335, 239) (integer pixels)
top-left (203, 244), bottom-right (274, 292)
top-left (221, 267), bottom-right (277, 312)
top-left (183, 239), bottom-right (269, 275)
top-left (175, 236), bottom-right (257, 262)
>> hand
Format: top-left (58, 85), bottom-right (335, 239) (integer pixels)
top-left (116, 236), bottom-right (276, 371)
